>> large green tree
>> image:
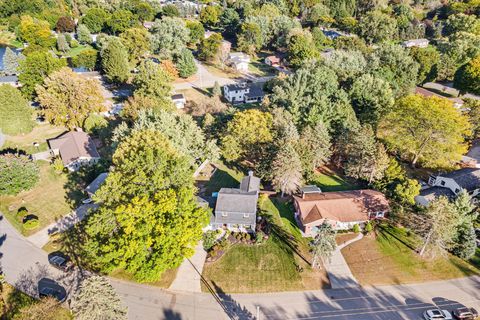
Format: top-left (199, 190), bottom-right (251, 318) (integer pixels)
top-left (357, 10), bottom-right (398, 44)
top-left (85, 130), bottom-right (210, 281)
top-left (106, 9), bottom-right (136, 34)
top-left (100, 37), bottom-right (130, 83)
top-left (120, 27), bottom-right (150, 66)
top-left (18, 51), bottom-right (67, 97)
top-left (378, 95), bottom-right (471, 169)
top-left (0, 153), bottom-right (39, 196)
top-left (175, 48), bottom-right (197, 78)
top-left (81, 8), bottom-right (109, 33)
top-left (36, 68), bottom-right (104, 129)
top-left (2, 47), bottom-right (20, 75)
top-left (0, 85), bottom-right (34, 135)
top-left (296, 122), bottom-right (332, 178)
top-left (150, 17), bottom-right (190, 59)
top-left (310, 222), bottom-right (337, 269)
top-left (272, 143), bottom-right (303, 196)
top-left (454, 55), bottom-right (480, 94)
top-left (133, 59), bottom-right (172, 102)
top-left (72, 276), bottom-right (127, 320)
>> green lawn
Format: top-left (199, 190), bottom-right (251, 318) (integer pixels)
top-left (2, 123), bottom-right (66, 154)
top-left (110, 268), bottom-right (178, 289)
top-left (342, 224), bottom-right (480, 285)
top-left (203, 162), bottom-right (243, 195)
top-left (202, 195), bottom-right (329, 293)
top-left (64, 44), bottom-right (93, 57)
top-left (308, 170), bottom-right (360, 192)
top-left (248, 59), bottom-right (277, 77)
top-left (470, 248), bottom-right (480, 269)
top-left (0, 162), bottom-right (84, 236)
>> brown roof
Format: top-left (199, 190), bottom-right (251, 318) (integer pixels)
top-left (48, 131), bottom-right (100, 165)
top-left (293, 190), bottom-right (389, 226)
top-left (415, 87), bottom-right (464, 106)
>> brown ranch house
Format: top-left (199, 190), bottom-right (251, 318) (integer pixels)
top-left (293, 187), bottom-right (389, 236)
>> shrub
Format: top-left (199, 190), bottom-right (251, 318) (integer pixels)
top-left (23, 218), bottom-right (39, 230)
top-left (352, 224), bottom-right (361, 233)
top-left (202, 231), bottom-right (217, 251)
top-left (17, 208), bottom-right (28, 220)
top-left (245, 233), bottom-right (251, 241)
top-left (52, 157), bottom-right (65, 173)
top-left (365, 221), bottom-right (373, 234)
top-left (255, 231), bottom-right (264, 244)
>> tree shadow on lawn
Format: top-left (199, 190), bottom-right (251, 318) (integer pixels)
top-left (204, 166), bottom-right (241, 195)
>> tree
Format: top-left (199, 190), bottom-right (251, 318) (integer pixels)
top-left (212, 81), bottom-right (221, 96)
top-left (120, 27), bottom-right (150, 66)
top-left (18, 51), bottom-right (67, 97)
top-left (271, 15), bottom-right (301, 50)
top-left (221, 110), bottom-right (273, 164)
top-left (100, 38), bottom-right (130, 83)
top-left (36, 68), bottom-right (104, 129)
top-left (186, 20), bottom-right (205, 46)
top-left (463, 99), bottom-right (480, 139)
top-left (162, 4), bottom-right (180, 17)
top-left (297, 122), bottom-right (332, 177)
top-left (121, 94), bottom-right (172, 120)
top-left (16, 297), bottom-right (62, 320)
top-left (72, 49), bottom-right (98, 70)
top-left (56, 33), bottom-right (70, 53)
top-left (71, 276), bottom-right (127, 320)
top-left (409, 46), bottom-right (440, 83)
top-left (175, 48), bottom-right (197, 78)
top-left (150, 17), bottom-right (189, 59)
top-left (393, 178), bottom-right (421, 205)
top-left (237, 22), bottom-right (263, 55)
top-left (444, 13), bottom-right (480, 37)
top-left (349, 74), bottom-right (394, 127)
top-left (323, 49), bottom-right (367, 83)
top-left (454, 55), bottom-right (480, 94)
top-left (114, 109), bottom-right (219, 164)
top-left (272, 143), bottom-right (303, 196)
top-left (133, 59), bottom-right (172, 102)
top-left (0, 153), bottom-right (39, 196)
top-left (56, 16), bottom-right (75, 32)
top-left (338, 125), bottom-right (389, 183)
top-left (18, 16), bottom-right (56, 48)
top-left (106, 9), bottom-right (135, 34)
top-left (307, 3), bottom-right (333, 26)
top-left (310, 222), bottom-right (336, 269)
top-left (81, 8), bottom-right (109, 33)
top-left (357, 10), bottom-right (398, 44)
top-left (451, 221), bottom-right (477, 259)
top-left (220, 7), bottom-right (240, 38)
top-left (418, 197), bottom-right (461, 258)
top-left (286, 29), bottom-right (319, 68)
top-left (84, 130), bottom-right (210, 281)
top-left (378, 95), bottom-right (471, 169)
top-left (3, 47), bottom-right (19, 75)
top-left (0, 85), bottom-right (34, 135)
top-left (200, 5), bottom-right (221, 28)
top-left (77, 24), bottom-right (92, 44)
top-left (199, 33), bottom-right (222, 62)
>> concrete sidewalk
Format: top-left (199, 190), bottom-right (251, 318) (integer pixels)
top-left (169, 241), bottom-right (207, 293)
top-left (324, 233), bottom-right (363, 289)
top-left (26, 203), bottom-right (97, 248)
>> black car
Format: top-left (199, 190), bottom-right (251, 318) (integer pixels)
top-left (452, 307), bottom-right (478, 320)
top-left (38, 278), bottom-right (67, 302)
top-left (48, 252), bottom-right (73, 272)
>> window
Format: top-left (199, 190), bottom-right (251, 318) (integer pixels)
top-left (376, 212), bottom-right (384, 218)
top-left (440, 180), bottom-right (445, 186)
top-left (221, 212), bottom-right (228, 217)
top-left (455, 188), bottom-right (460, 194)
top-left (244, 213), bottom-right (249, 218)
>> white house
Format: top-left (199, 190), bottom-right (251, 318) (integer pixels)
top-left (415, 168), bottom-right (480, 206)
top-left (85, 172), bottom-right (108, 198)
top-left (171, 93), bottom-right (186, 109)
top-left (228, 52), bottom-right (250, 72)
top-left (223, 82), bottom-right (265, 104)
top-left (48, 131), bottom-right (101, 171)
top-left (402, 39), bottom-right (429, 48)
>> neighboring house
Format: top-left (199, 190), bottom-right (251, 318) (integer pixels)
top-left (293, 189), bottom-right (389, 236)
top-left (415, 87), bottom-right (464, 108)
top-left (171, 93), bottom-right (186, 109)
top-left (265, 55), bottom-right (281, 67)
top-left (0, 75), bottom-right (20, 87)
top-left (415, 168), bottom-right (480, 206)
top-left (402, 39), bottom-right (429, 48)
top-left (223, 82), bottom-right (265, 104)
top-left (85, 172), bottom-right (108, 198)
top-left (320, 27), bottom-right (351, 40)
top-left (228, 52), bottom-right (250, 72)
top-left (211, 171), bottom-right (260, 232)
top-left (461, 141), bottom-right (480, 168)
top-left (48, 131), bottom-right (101, 171)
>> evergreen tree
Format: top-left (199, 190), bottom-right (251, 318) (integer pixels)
top-left (56, 33), bottom-right (70, 53)
top-left (77, 24), bottom-right (92, 45)
top-left (3, 47), bottom-right (19, 75)
top-left (212, 81), bottom-right (221, 97)
top-left (100, 38), bottom-right (130, 83)
top-left (450, 221), bottom-right (477, 259)
top-left (175, 48), bottom-right (197, 78)
top-left (297, 122), bottom-right (332, 178)
top-left (272, 143), bottom-right (303, 197)
top-left (310, 223), bottom-right (337, 269)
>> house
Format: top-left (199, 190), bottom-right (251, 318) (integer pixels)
top-left (415, 168), bottom-right (480, 206)
top-left (223, 82), bottom-right (265, 104)
top-left (210, 171), bottom-right (260, 232)
top-left (85, 172), bottom-right (108, 198)
top-left (0, 75), bottom-right (20, 87)
top-left (402, 39), bottom-right (429, 48)
top-left (293, 189), bottom-right (389, 236)
top-left (48, 131), bottom-right (101, 171)
top-left (462, 142), bottom-right (480, 168)
top-left (320, 27), bottom-right (351, 40)
top-left (265, 55), bottom-right (281, 67)
top-left (228, 52), bottom-right (250, 72)
top-left (171, 93), bottom-right (186, 109)
top-left (415, 87), bottom-right (464, 108)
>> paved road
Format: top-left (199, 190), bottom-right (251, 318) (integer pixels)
top-left (2, 215), bottom-right (480, 320)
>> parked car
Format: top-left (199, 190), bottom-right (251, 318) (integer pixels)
top-left (38, 278), bottom-right (67, 302)
top-left (48, 252), bottom-right (73, 272)
top-left (82, 198), bottom-right (93, 204)
top-left (424, 309), bottom-right (453, 320)
top-left (452, 307), bottom-right (478, 319)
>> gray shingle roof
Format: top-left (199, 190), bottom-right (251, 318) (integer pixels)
top-left (85, 173), bottom-right (108, 196)
top-left (443, 168), bottom-right (480, 191)
top-left (0, 75), bottom-right (18, 83)
top-left (419, 187), bottom-right (455, 201)
top-left (240, 174), bottom-right (260, 192)
top-left (214, 188), bottom-right (258, 214)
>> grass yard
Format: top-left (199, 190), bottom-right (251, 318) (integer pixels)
top-left (201, 162), bottom-right (243, 196)
top-left (0, 162), bottom-right (84, 236)
top-left (2, 123), bottom-right (66, 154)
top-left (342, 224), bottom-right (480, 286)
top-left (65, 44), bottom-right (94, 57)
top-left (470, 248), bottom-right (480, 269)
top-left (308, 167), bottom-right (360, 192)
top-left (202, 195), bottom-right (329, 293)
top-left (110, 268), bottom-right (178, 289)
